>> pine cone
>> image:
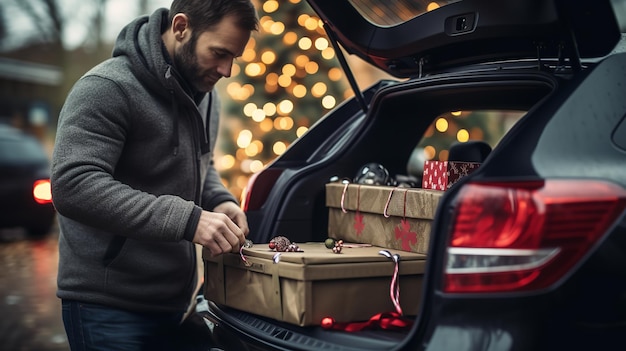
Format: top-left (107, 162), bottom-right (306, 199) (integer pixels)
top-left (269, 236), bottom-right (291, 252)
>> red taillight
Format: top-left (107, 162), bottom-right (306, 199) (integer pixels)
top-left (240, 169), bottom-right (283, 211)
top-left (444, 180), bottom-right (626, 293)
top-left (33, 179), bottom-right (53, 204)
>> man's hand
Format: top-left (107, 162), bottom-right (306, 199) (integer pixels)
top-left (213, 201), bottom-right (249, 237)
top-left (193, 209), bottom-right (246, 257)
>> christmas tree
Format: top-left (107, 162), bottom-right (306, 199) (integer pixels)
top-left (216, 0), bottom-right (349, 199)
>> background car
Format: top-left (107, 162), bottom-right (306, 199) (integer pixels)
top-left (0, 123), bottom-right (55, 237)
top-left (198, 0), bottom-right (626, 350)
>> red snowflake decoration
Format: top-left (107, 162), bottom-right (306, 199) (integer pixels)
top-left (394, 219), bottom-right (417, 251)
top-left (353, 210), bottom-right (364, 236)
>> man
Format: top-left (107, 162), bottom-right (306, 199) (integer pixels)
top-left (51, 0), bottom-right (258, 349)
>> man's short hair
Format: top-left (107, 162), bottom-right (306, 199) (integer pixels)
top-left (169, 0), bottom-right (259, 33)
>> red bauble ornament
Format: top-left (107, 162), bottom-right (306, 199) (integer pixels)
top-left (321, 317), bottom-right (335, 329)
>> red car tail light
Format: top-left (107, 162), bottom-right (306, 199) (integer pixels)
top-left (33, 179), bottom-right (53, 204)
top-left (240, 169), bottom-right (283, 211)
top-left (444, 180), bottom-right (626, 293)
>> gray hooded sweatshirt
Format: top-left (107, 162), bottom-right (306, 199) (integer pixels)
top-left (51, 8), bottom-right (238, 313)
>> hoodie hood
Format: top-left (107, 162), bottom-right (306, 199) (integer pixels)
top-left (112, 8), bottom-right (172, 97)
top-left (111, 8), bottom-right (206, 155)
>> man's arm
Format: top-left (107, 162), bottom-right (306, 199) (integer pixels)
top-left (51, 75), bottom-right (195, 241)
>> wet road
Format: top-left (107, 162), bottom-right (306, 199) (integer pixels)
top-left (0, 220), bottom-right (69, 350)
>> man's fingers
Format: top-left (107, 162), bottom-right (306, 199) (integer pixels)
top-left (222, 215), bottom-right (246, 246)
top-left (196, 210), bottom-right (248, 256)
top-left (208, 213), bottom-right (244, 252)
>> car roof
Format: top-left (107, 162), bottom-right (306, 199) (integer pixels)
top-left (0, 124), bottom-right (48, 165)
top-left (306, 0), bottom-right (624, 78)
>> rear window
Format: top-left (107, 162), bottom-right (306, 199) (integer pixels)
top-left (409, 109), bottom-right (525, 169)
top-left (348, 0), bottom-right (462, 26)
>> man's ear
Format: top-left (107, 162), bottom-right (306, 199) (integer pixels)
top-left (171, 13), bottom-right (190, 42)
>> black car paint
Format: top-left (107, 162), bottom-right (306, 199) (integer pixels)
top-left (198, 0), bottom-right (626, 349)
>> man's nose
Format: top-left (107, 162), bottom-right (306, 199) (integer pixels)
top-left (218, 60), bottom-right (233, 78)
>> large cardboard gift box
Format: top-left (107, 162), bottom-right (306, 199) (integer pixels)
top-left (326, 183), bottom-right (443, 254)
top-left (203, 243), bottom-right (426, 326)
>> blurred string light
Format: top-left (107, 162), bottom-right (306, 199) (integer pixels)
top-left (427, 2), bottom-right (441, 11)
top-left (435, 118), bottom-right (449, 133)
top-left (457, 129), bottom-right (470, 142)
top-left (237, 130), bottom-right (253, 148)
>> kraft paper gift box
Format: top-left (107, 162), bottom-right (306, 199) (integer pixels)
top-left (422, 160), bottom-right (481, 191)
top-left (326, 183), bottom-right (443, 254)
top-left (203, 243), bottom-right (426, 326)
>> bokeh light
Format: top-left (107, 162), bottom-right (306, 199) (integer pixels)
top-left (296, 126), bottom-right (308, 137)
top-left (328, 67), bottom-right (342, 81)
top-left (218, 155), bottom-right (236, 170)
top-left (263, 0), bottom-right (279, 13)
top-left (278, 100), bottom-right (294, 114)
top-left (435, 118), bottom-right (449, 132)
top-left (273, 141), bottom-right (288, 155)
top-left (237, 130), bottom-right (253, 148)
top-left (298, 37), bottom-right (313, 50)
top-left (311, 82), bottom-right (327, 97)
top-left (424, 146), bottom-right (436, 160)
top-left (261, 51), bottom-right (276, 64)
top-left (305, 61), bottom-right (319, 74)
top-left (283, 32), bottom-right (298, 45)
top-left (427, 2), bottom-right (441, 11)
top-left (322, 95), bottom-right (336, 109)
top-left (263, 102), bottom-right (277, 116)
top-left (251, 109), bottom-right (266, 122)
top-left (457, 129), bottom-right (470, 142)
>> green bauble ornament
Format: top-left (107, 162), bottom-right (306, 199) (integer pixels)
top-left (324, 238), bottom-right (336, 249)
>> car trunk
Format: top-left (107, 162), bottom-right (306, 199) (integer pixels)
top-left (207, 66), bottom-right (561, 349)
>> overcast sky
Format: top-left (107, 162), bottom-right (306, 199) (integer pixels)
top-left (100, 0), bottom-right (172, 45)
top-left (0, 0), bottom-right (172, 51)
top-left (77, 0), bottom-right (172, 48)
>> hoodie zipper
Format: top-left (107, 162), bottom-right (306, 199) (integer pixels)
top-left (165, 66), bottom-right (211, 304)
top-left (180, 91), bottom-right (211, 306)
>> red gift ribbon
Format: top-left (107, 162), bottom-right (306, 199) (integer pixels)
top-left (320, 312), bottom-right (413, 332)
top-left (383, 187), bottom-right (396, 218)
top-left (341, 181), bottom-right (349, 213)
top-left (383, 187), bottom-right (409, 219)
top-left (379, 249), bottom-right (403, 315)
top-left (321, 249), bottom-right (412, 332)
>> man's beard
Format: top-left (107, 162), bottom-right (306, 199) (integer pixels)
top-left (173, 34), bottom-right (214, 93)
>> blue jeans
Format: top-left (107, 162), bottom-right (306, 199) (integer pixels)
top-left (61, 300), bottom-right (210, 351)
